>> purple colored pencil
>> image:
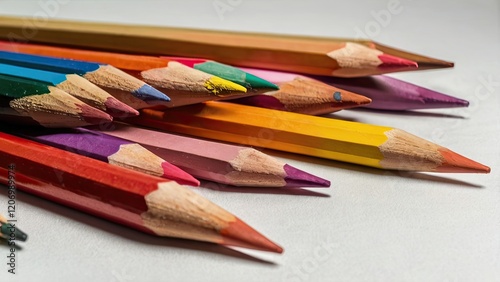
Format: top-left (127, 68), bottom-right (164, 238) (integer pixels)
top-left (313, 75), bottom-right (469, 111)
top-left (8, 127), bottom-right (199, 186)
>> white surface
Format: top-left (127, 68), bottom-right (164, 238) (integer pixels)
top-left (1, 0), bottom-right (499, 281)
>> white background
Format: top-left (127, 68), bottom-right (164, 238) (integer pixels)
top-left (1, 0), bottom-right (499, 281)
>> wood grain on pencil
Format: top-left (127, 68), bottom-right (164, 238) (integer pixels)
top-left (7, 127), bottom-right (199, 186)
top-left (0, 42), bottom-right (250, 108)
top-left (0, 74), bottom-right (113, 127)
top-left (93, 123), bottom-right (330, 188)
top-left (130, 102), bottom-right (490, 173)
top-left (0, 16), bottom-right (454, 77)
top-left (0, 132), bottom-right (283, 253)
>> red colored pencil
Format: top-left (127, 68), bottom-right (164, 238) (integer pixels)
top-left (0, 132), bottom-right (283, 253)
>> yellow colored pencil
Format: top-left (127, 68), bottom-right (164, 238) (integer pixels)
top-left (128, 102), bottom-right (490, 173)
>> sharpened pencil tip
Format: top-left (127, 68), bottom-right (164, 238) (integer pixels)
top-left (221, 218), bottom-right (283, 253)
top-left (283, 164), bottom-right (331, 187)
top-left (104, 97), bottom-right (139, 117)
top-left (1, 222), bottom-right (27, 242)
top-left (378, 54), bottom-right (418, 68)
top-left (244, 72), bottom-right (280, 90)
top-left (77, 103), bottom-right (113, 125)
top-left (134, 84), bottom-right (171, 102)
top-left (161, 162), bottom-right (200, 186)
top-left (205, 76), bottom-right (247, 95)
top-left (436, 148), bottom-right (491, 173)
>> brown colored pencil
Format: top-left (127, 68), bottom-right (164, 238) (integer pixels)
top-left (0, 16), bottom-right (453, 77)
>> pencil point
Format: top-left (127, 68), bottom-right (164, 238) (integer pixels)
top-left (206, 76), bottom-right (247, 95)
top-left (161, 161), bottom-right (200, 186)
top-left (221, 218), bottom-right (283, 253)
top-left (283, 164), bottom-right (331, 187)
top-left (1, 224), bottom-right (27, 242)
top-left (133, 84), bottom-right (171, 102)
top-left (378, 54), bottom-right (418, 68)
top-left (104, 96), bottom-right (140, 117)
top-left (244, 72), bottom-right (280, 90)
top-left (77, 103), bottom-right (114, 125)
top-left (436, 148), bottom-right (491, 173)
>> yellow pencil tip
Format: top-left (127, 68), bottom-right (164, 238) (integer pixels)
top-left (205, 76), bottom-right (247, 96)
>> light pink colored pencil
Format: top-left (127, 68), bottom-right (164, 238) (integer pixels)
top-left (92, 123), bottom-right (331, 188)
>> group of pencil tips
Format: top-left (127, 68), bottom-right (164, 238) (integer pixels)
top-left (0, 16), bottom-right (490, 254)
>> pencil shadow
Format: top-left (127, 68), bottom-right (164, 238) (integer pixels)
top-left (0, 189), bottom-right (277, 265)
top-left (198, 181), bottom-right (331, 197)
top-left (0, 238), bottom-right (24, 250)
top-left (347, 108), bottom-right (467, 119)
top-left (259, 149), bottom-right (484, 189)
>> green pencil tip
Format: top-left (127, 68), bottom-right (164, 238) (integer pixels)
top-left (194, 61), bottom-right (279, 90)
top-left (244, 72), bottom-right (279, 90)
top-left (1, 222), bottom-right (28, 242)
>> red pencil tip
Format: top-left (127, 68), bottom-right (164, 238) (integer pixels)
top-left (435, 148), bottom-right (491, 173)
top-left (77, 104), bottom-right (114, 125)
top-left (378, 54), bottom-right (418, 68)
top-left (220, 218), bottom-right (283, 253)
top-left (161, 162), bottom-right (200, 186)
top-left (104, 97), bottom-right (139, 117)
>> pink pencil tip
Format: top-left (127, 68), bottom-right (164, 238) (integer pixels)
top-left (283, 164), bottom-right (331, 188)
top-left (378, 54), bottom-right (418, 68)
top-left (161, 162), bottom-right (200, 186)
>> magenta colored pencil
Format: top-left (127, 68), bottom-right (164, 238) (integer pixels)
top-left (239, 67), bottom-right (469, 111)
top-left (7, 127), bottom-right (199, 186)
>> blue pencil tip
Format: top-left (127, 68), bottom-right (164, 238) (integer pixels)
top-left (133, 85), bottom-right (171, 102)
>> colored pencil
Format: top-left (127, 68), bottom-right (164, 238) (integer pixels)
top-left (0, 16), bottom-right (453, 77)
top-left (162, 57), bottom-right (278, 91)
top-left (128, 102), bottom-right (490, 173)
top-left (0, 75), bottom-right (113, 127)
top-left (313, 75), bottom-right (470, 111)
top-left (92, 123), bottom-right (330, 188)
top-left (0, 50), bottom-right (170, 110)
top-left (233, 76), bottom-right (371, 115)
top-left (0, 214), bottom-right (28, 242)
top-left (5, 127), bottom-right (199, 186)
top-left (0, 132), bottom-right (283, 253)
top-left (0, 43), bottom-right (250, 108)
top-left (0, 61), bottom-right (138, 117)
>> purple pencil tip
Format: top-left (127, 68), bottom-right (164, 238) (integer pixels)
top-left (283, 164), bottom-right (331, 188)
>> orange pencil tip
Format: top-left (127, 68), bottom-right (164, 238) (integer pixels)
top-left (220, 218), bottom-right (283, 253)
top-left (378, 54), bottom-right (418, 68)
top-left (436, 148), bottom-right (491, 173)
